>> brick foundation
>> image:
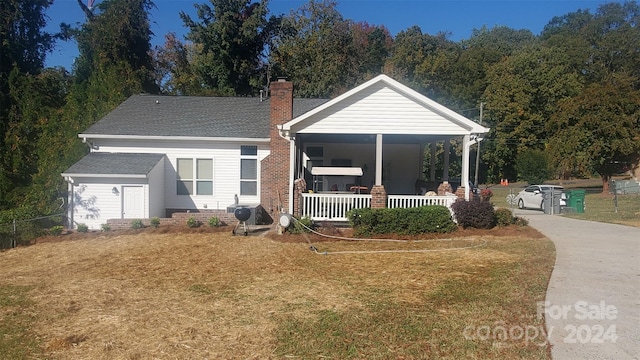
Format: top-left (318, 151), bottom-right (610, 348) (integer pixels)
top-left (293, 178), bottom-right (307, 216)
top-left (105, 209), bottom-right (237, 231)
top-left (455, 186), bottom-right (473, 201)
top-left (437, 181), bottom-right (454, 196)
top-left (370, 185), bottom-right (387, 209)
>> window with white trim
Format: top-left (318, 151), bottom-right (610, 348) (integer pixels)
top-left (177, 158), bottom-right (213, 195)
top-left (240, 145), bottom-right (257, 195)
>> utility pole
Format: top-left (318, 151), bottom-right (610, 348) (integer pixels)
top-left (474, 102), bottom-right (483, 187)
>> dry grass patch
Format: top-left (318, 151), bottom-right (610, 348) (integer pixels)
top-left (1, 226), bottom-right (554, 359)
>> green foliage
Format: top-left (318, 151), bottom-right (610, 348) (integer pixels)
top-left (49, 226), bottom-right (64, 236)
top-left (347, 206), bottom-right (457, 236)
top-left (208, 216), bottom-right (220, 227)
top-left (494, 208), bottom-right (516, 226)
top-left (516, 149), bottom-right (551, 185)
top-left (271, 0), bottom-right (375, 97)
top-left (288, 216), bottom-right (312, 234)
top-left (451, 201), bottom-right (496, 229)
top-left (180, 0), bottom-right (273, 96)
top-left (130, 219), bottom-right (144, 229)
top-left (547, 79), bottom-right (640, 189)
top-left (150, 217), bottom-right (161, 228)
top-left (76, 223), bottom-right (89, 233)
top-left (101, 223), bottom-right (111, 232)
top-left (186, 216), bottom-right (201, 228)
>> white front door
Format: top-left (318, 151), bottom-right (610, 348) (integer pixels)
top-left (122, 186), bottom-right (144, 218)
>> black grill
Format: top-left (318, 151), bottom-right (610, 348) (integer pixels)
top-left (234, 207), bottom-right (251, 222)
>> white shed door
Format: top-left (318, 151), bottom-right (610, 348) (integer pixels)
top-left (122, 186), bottom-right (144, 219)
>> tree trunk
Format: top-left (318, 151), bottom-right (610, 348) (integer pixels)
top-left (601, 174), bottom-right (610, 194)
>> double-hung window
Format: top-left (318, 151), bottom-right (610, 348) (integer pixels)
top-left (240, 146), bottom-right (257, 195)
top-left (177, 158), bottom-right (213, 195)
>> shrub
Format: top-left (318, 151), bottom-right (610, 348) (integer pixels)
top-left (451, 200), bottom-right (496, 229)
top-left (131, 219), bottom-right (144, 229)
top-left (494, 208), bottom-right (515, 226)
top-left (101, 223), bottom-right (111, 232)
top-left (186, 216), bottom-right (201, 228)
top-left (77, 223), bottom-right (89, 233)
top-left (348, 206), bottom-right (457, 236)
top-left (288, 216), bottom-right (312, 234)
top-left (49, 225), bottom-right (64, 236)
top-left (479, 188), bottom-right (493, 202)
top-left (208, 216), bottom-right (220, 227)
top-left (150, 217), bottom-right (161, 228)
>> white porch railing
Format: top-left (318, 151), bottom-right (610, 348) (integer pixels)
top-left (300, 193), bottom-right (457, 221)
top-left (300, 193), bottom-right (371, 221)
top-left (387, 195), bottom-right (457, 209)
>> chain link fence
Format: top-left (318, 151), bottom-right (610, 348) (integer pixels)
top-left (0, 213), bottom-right (66, 249)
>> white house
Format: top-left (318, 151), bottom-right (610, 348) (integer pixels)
top-left (62, 74), bottom-right (489, 229)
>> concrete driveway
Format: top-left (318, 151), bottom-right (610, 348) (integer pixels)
top-left (515, 209), bottom-right (640, 360)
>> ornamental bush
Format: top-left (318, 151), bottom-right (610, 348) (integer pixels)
top-left (131, 219), bottom-right (144, 229)
top-left (348, 206), bottom-right (457, 236)
top-left (77, 223), bottom-right (89, 233)
top-left (494, 208), bottom-right (515, 226)
top-left (186, 216), bottom-right (201, 228)
top-left (451, 200), bottom-right (496, 229)
top-left (208, 216), bottom-right (220, 227)
top-left (150, 217), bottom-right (161, 228)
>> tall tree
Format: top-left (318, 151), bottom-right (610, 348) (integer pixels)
top-left (482, 45), bottom-right (582, 181)
top-left (0, 0), bottom-right (55, 210)
top-left (181, 0), bottom-right (275, 96)
top-left (547, 77), bottom-right (640, 191)
top-left (270, 0), bottom-right (359, 97)
top-left (152, 33), bottom-right (201, 95)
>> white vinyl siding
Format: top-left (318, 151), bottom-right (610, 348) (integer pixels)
top-left (70, 178), bottom-right (149, 230)
top-left (91, 138), bottom-right (268, 210)
top-left (291, 82), bottom-right (468, 135)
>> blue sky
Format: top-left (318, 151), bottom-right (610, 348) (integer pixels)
top-left (45, 0), bottom-right (611, 69)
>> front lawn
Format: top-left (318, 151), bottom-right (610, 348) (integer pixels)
top-left (0, 226), bottom-right (554, 359)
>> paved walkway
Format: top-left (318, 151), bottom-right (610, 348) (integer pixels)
top-left (515, 210), bottom-right (640, 360)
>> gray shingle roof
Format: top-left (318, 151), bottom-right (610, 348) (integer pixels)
top-left (81, 94), bottom-right (328, 138)
top-left (62, 153), bottom-right (165, 176)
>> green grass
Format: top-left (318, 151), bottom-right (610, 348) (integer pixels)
top-left (0, 285), bottom-right (42, 359)
top-left (564, 193), bottom-right (640, 226)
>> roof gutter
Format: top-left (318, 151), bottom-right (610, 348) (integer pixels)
top-left (60, 173), bottom-right (148, 179)
top-left (78, 134), bottom-right (270, 143)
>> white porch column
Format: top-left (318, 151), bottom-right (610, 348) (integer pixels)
top-left (443, 137), bottom-right (450, 181)
top-left (461, 135), bottom-right (470, 201)
top-left (375, 133), bottom-right (383, 186)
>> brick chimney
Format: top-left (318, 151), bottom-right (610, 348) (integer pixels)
top-left (261, 79), bottom-right (293, 217)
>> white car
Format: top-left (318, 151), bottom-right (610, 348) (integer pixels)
top-left (516, 185), bottom-right (566, 210)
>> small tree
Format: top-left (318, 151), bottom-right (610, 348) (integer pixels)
top-left (516, 149), bottom-right (550, 184)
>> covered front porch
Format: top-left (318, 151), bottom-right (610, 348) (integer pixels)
top-left (292, 133), bottom-right (468, 221)
top-left (277, 74), bottom-right (489, 221)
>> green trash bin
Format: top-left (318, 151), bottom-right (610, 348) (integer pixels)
top-left (566, 189), bottom-right (586, 213)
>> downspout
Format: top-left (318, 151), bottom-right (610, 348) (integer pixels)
top-left (277, 125), bottom-right (296, 214)
top-left (65, 176), bottom-right (74, 229)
